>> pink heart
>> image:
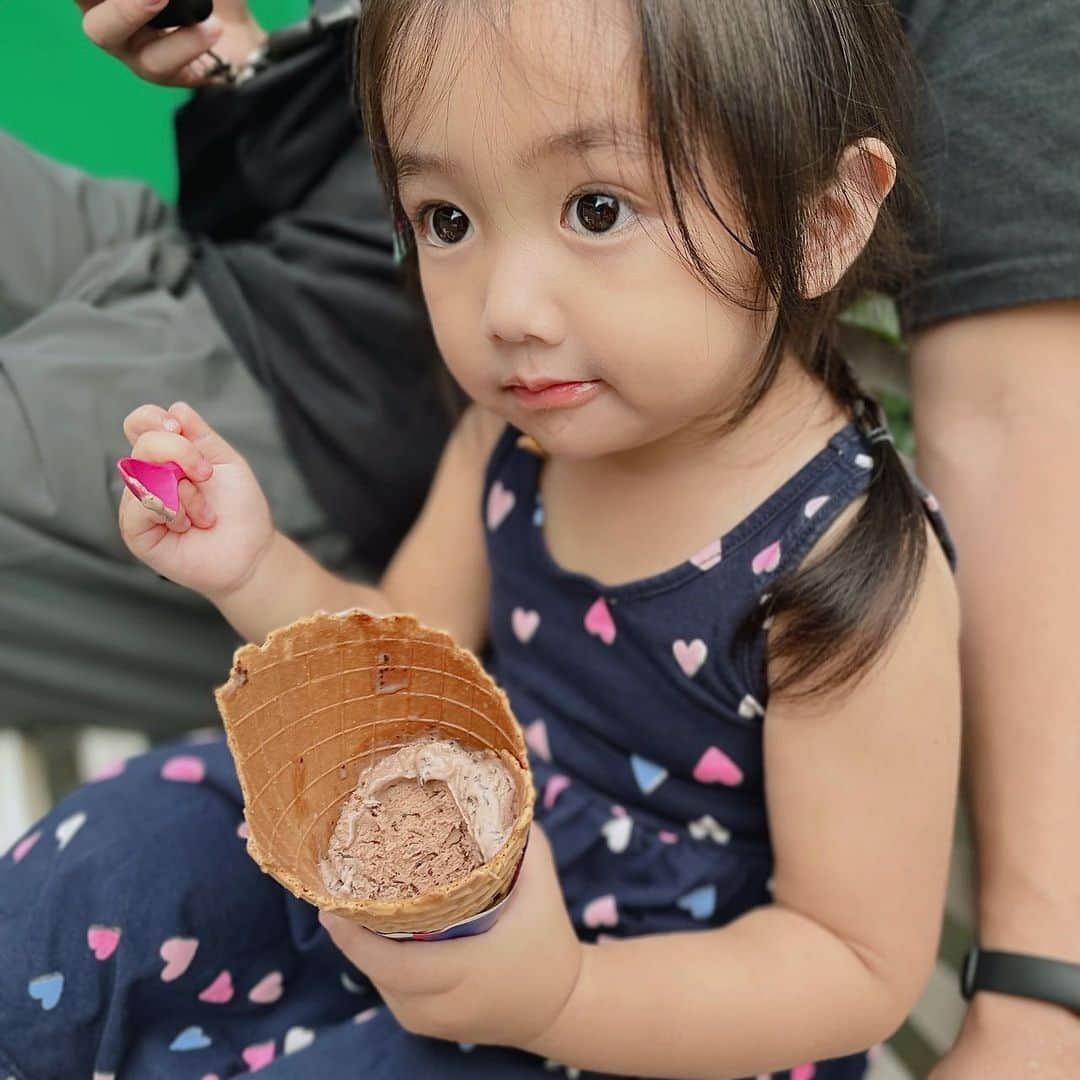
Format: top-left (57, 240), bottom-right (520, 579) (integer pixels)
top-left (12, 830), bottom-right (40, 864)
top-left (161, 755), bottom-right (205, 783)
top-left (87, 925), bottom-right (121, 961)
top-left (658, 830), bottom-right (679, 844)
top-left (583, 894), bottom-right (618, 929)
top-left (524, 719), bottom-right (551, 762)
top-left (751, 541), bottom-right (781, 575)
top-left (236, 820), bottom-right (250, 840)
top-left (792, 1065), bottom-right (816, 1080)
top-left (486, 481), bottom-right (516, 530)
top-left (543, 774), bottom-right (571, 810)
top-left (159, 937), bottom-right (199, 982)
top-left (693, 747), bottom-right (744, 786)
top-left (689, 538), bottom-right (722, 571)
top-left (90, 758), bottom-right (126, 782)
top-left (354, 1007), bottom-right (379, 1024)
top-left (198, 969), bottom-right (234, 1004)
top-left (248, 970), bottom-right (284, 1004)
top-left (511, 607), bottom-right (540, 643)
top-left (242, 1041), bottom-right (276, 1071)
top-left (584, 598), bottom-right (616, 645)
top-left (673, 638), bottom-right (708, 677)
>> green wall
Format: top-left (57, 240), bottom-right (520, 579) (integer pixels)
top-left (0, 2), bottom-right (307, 200)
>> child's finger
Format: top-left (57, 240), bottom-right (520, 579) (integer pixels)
top-left (318, 912), bottom-right (461, 995)
top-left (167, 401), bottom-right (245, 466)
top-left (179, 478), bottom-right (216, 529)
top-left (119, 486), bottom-right (190, 538)
top-left (129, 430), bottom-right (213, 484)
top-left (123, 403), bottom-right (179, 445)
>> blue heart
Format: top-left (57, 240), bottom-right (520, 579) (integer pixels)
top-left (676, 884), bottom-right (717, 920)
top-left (532, 504), bottom-right (544, 526)
top-left (630, 755), bottom-right (668, 796)
top-left (170, 1026), bottom-right (212, 1052)
top-left (27, 972), bottom-right (63, 1011)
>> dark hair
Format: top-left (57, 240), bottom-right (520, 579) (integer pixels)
top-left (356, 0), bottom-right (929, 699)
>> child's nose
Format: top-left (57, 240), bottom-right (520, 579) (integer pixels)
top-left (481, 248), bottom-right (567, 348)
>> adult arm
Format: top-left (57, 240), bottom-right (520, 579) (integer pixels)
top-left (912, 303), bottom-right (1080, 1076)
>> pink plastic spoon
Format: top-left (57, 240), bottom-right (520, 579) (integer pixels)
top-left (117, 458), bottom-right (186, 522)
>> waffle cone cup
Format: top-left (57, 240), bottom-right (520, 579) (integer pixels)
top-left (215, 610), bottom-right (534, 935)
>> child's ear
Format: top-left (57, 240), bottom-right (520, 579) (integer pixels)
top-left (801, 137), bottom-right (896, 300)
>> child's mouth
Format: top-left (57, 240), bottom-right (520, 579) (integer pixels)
top-left (507, 379), bottom-right (603, 410)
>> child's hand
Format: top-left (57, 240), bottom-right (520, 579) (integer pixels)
top-left (320, 825), bottom-right (584, 1052)
top-left (119, 401), bottom-right (274, 600)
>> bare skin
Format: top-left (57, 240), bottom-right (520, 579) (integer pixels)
top-left (913, 300), bottom-right (1080, 1078)
top-left (76, 0), bottom-right (265, 86)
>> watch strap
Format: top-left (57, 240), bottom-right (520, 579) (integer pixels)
top-left (961, 947), bottom-right (1080, 1012)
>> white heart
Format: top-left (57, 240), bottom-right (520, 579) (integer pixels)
top-left (284, 1026), bottom-right (316, 1055)
top-left (672, 639), bottom-right (707, 677)
top-left (600, 815), bottom-right (633, 853)
top-left (737, 694), bottom-right (764, 720)
top-left (688, 814), bottom-right (731, 845)
top-left (854, 453), bottom-right (874, 469)
top-left (511, 607), bottom-right (540, 643)
top-left (55, 812), bottom-right (87, 851)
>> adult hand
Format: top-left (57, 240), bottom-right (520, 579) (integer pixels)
top-left (320, 825), bottom-right (584, 1051)
top-left (76, 0), bottom-right (266, 87)
top-left (929, 993), bottom-right (1080, 1078)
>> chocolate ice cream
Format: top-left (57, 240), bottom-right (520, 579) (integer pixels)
top-left (321, 738), bottom-right (517, 901)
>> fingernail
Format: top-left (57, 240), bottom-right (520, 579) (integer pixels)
top-left (163, 418), bottom-right (180, 433)
top-left (196, 460), bottom-right (213, 480)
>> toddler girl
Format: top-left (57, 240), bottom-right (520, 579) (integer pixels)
top-left (0, 2), bottom-right (960, 1077)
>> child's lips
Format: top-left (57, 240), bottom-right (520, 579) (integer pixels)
top-left (506, 379), bottom-right (602, 410)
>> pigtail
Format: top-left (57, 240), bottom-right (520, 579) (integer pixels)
top-left (747, 343), bottom-right (929, 699)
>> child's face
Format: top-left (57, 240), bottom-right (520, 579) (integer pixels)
top-left (391, 0), bottom-right (772, 459)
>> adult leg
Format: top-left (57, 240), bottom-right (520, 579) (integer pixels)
top-left (0, 228), bottom-right (359, 736)
top-left (0, 131), bottom-right (169, 334)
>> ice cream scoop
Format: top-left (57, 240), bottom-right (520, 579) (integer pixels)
top-left (321, 738), bottom-right (518, 902)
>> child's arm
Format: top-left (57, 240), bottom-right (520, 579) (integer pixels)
top-left (119, 401), bottom-right (502, 650)
top-left (528, 521), bottom-right (961, 1078)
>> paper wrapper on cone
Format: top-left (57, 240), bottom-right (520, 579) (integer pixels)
top-left (215, 611), bottom-right (534, 936)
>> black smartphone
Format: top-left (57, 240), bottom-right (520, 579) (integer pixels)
top-left (148, 0), bottom-right (214, 30)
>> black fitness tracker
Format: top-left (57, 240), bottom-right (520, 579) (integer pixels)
top-left (961, 947), bottom-right (1080, 1013)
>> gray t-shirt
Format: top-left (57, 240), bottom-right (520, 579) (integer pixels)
top-left (896, 0), bottom-right (1080, 327)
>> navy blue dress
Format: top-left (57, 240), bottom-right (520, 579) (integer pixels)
top-left (0, 423), bottom-right (951, 1080)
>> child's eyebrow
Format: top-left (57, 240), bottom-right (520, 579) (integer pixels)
top-left (394, 123), bottom-right (650, 182)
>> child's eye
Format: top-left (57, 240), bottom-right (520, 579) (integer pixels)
top-left (416, 204), bottom-right (472, 247)
top-left (564, 191), bottom-right (635, 236)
